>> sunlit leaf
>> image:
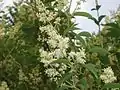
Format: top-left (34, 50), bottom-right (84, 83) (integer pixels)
top-left (79, 78), bottom-right (88, 89)
top-left (89, 46), bottom-right (108, 56)
top-left (84, 63), bottom-right (98, 79)
top-left (76, 35), bottom-right (86, 46)
top-left (78, 31), bottom-right (92, 37)
top-left (58, 72), bottom-right (73, 85)
top-left (104, 23), bottom-right (119, 28)
top-left (102, 83), bottom-right (120, 89)
top-left (73, 12), bottom-right (93, 19)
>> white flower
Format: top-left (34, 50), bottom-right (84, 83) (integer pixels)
top-left (39, 13), bottom-right (47, 23)
top-left (58, 63), bottom-right (67, 74)
top-left (48, 31), bottom-right (58, 39)
top-left (58, 37), bottom-right (69, 49)
top-left (45, 68), bottom-right (59, 77)
top-left (68, 49), bottom-right (86, 64)
top-left (47, 39), bottom-right (58, 48)
top-left (54, 17), bottom-right (61, 24)
top-left (45, 68), bottom-right (61, 81)
top-left (56, 0), bottom-right (68, 10)
top-left (39, 50), bottom-right (48, 58)
top-left (53, 63), bottom-right (60, 68)
top-left (18, 69), bottom-right (28, 81)
top-left (79, 48), bottom-right (86, 58)
top-left (108, 46), bottom-right (112, 51)
top-left (47, 12), bottom-right (57, 22)
top-left (0, 81), bottom-right (9, 90)
top-left (100, 67), bottom-right (117, 83)
top-left (76, 52), bottom-right (86, 64)
top-left (54, 49), bottom-right (64, 59)
top-left (61, 63), bottom-right (67, 70)
top-left (39, 49), bottom-right (58, 66)
top-left (1, 82), bottom-right (7, 88)
top-left (68, 51), bottom-right (76, 59)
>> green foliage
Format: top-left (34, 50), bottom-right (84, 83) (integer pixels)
top-left (89, 47), bottom-right (108, 56)
top-left (84, 63), bottom-right (98, 79)
top-left (73, 12), bottom-right (93, 18)
top-left (102, 83), bottom-right (120, 89)
top-left (98, 15), bottom-right (106, 22)
top-left (78, 31), bottom-right (92, 37)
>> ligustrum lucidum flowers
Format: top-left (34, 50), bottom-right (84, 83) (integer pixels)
top-left (0, 81), bottom-right (9, 90)
top-left (100, 66), bottom-right (117, 83)
top-left (36, 0), bottom-right (86, 82)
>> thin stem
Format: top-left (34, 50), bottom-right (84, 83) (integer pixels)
top-left (95, 0), bottom-right (104, 48)
top-left (95, 0), bottom-right (99, 6)
top-left (69, 0), bottom-right (73, 12)
top-left (95, 0), bottom-right (101, 33)
top-left (72, 4), bottom-right (78, 14)
top-left (97, 9), bottom-right (101, 33)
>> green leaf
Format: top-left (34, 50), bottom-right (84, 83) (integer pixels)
top-left (102, 83), bottom-right (120, 89)
top-left (90, 17), bottom-right (99, 25)
top-left (64, 23), bottom-right (78, 35)
top-left (78, 31), bottom-right (92, 37)
top-left (76, 35), bottom-right (86, 46)
top-left (98, 15), bottom-right (106, 22)
top-left (89, 47), bottom-right (108, 56)
top-left (84, 63), bottom-right (98, 79)
top-left (72, 27), bottom-right (81, 31)
top-left (104, 23), bottom-right (119, 28)
top-left (107, 27), bottom-right (120, 38)
top-left (91, 8), bottom-right (96, 11)
top-left (100, 55), bottom-right (109, 65)
top-left (73, 12), bottom-right (93, 19)
top-left (58, 72), bottom-right (73, 85)
top-left (73, 12), bottom-right (99, 25)
top-left (79, 78), bottom-right (88, 89)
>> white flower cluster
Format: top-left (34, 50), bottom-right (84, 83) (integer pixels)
top-left (45, 68), bottom-right (59, 81)
top-left (45, 63), bottom-right (67, 81)
top-left (38, 24), bottom-right (69, 81)
top-left (36, 0), bottom-right (70, 81)
top-left (54, 17), bottom-right (61, 24)
top-left (0, 81), bottom-right (9, 90)
top-left (39, 47), bottom-right (68, 81)
top-left (38, 24), bottom-right (86, 81)
top-left (36, 0), bottom-right (59, 23)
top-left (18, 69), bottom-right (28, 82)
top-left (39, 49), bottom-right (68, 81)
top-left (28, 66), bottom-right (42, 85)
top-left (36, 0), bottom-right (86, 82)
top-left (39, 25), bottom-right (69, 50)
top-left (39, 49), bottom-right (56, 67)
top-left (100, 67), bottom-right (117, 83)
top-left (68, 48), bottom-right (86, 64)
top-left (56, 0), bottom-right (68, 10)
